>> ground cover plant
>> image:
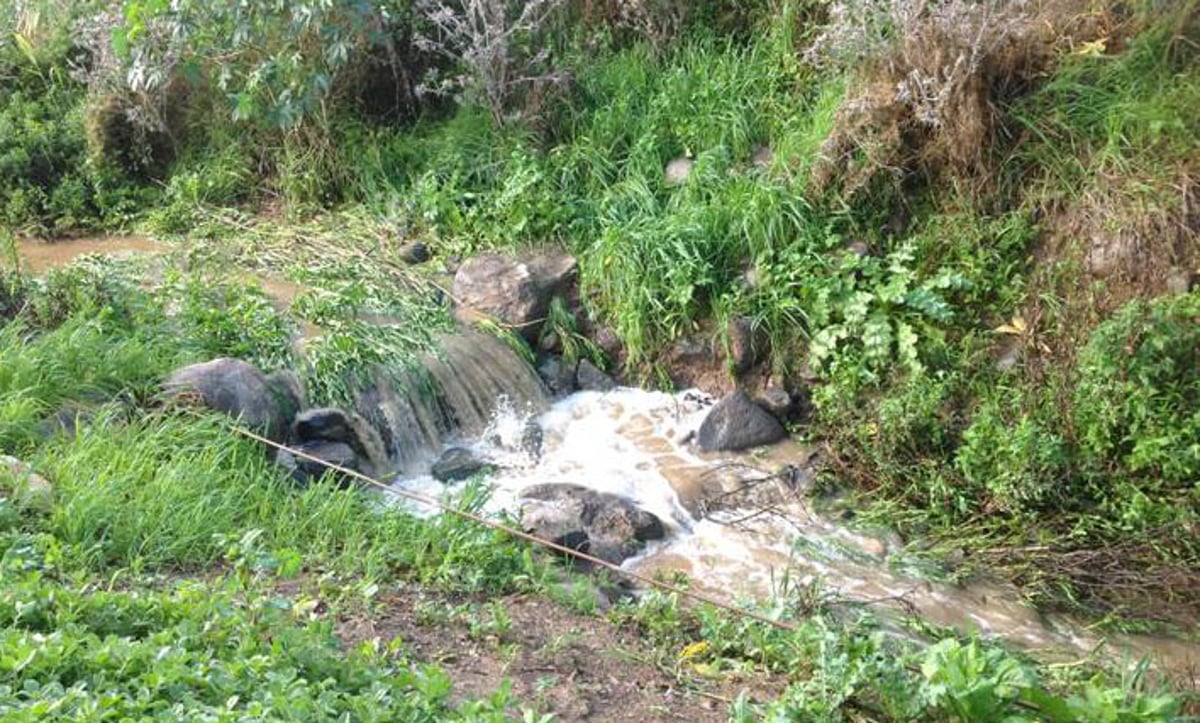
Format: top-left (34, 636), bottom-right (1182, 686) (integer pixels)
top-left (0, 264), bottom-right (1185, 719)
top-left (2, 0), bottom-right (1199, 716)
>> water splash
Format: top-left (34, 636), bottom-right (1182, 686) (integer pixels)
top-left (390, 386), bottom-right (1200, 676)
top-left (354, 332), bottom-right (548, 473)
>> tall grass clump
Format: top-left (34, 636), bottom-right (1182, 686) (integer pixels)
top-left (41, 410), bottom-right (533, 587)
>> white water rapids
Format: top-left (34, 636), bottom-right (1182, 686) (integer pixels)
top-left (390, 386), bottom-right (1200, 677)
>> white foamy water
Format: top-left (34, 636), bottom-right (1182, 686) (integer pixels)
top-left (390, 387), bottom-right (1200, 675)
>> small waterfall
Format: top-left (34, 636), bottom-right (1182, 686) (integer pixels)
top-left (353, 332), bottom-right (548, 473)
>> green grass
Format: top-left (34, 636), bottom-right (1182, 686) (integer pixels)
top-left (2, 1), bottom-right (1200, 715)
top-left (0, 261), bottom-right (1187, 719)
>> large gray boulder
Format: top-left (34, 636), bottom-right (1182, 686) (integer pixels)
top-left (697, 390), bottom-right (786, 452)
top-left (452, 253), bottom-right (577, 341)
top-left (162, 358), bottom-right (303, 443)
top-left (519, 483), bottom-right (665, 564)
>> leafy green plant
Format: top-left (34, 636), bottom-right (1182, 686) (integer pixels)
top-left (806, 242), bottom-right (971, 381)
top-left (1075, 291), bottom-right (1200, 487)
top-left (955, 390), bottom-right (1071, 516)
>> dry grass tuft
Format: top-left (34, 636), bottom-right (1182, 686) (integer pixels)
top-left (808, 0), bottom-right (1116, 197)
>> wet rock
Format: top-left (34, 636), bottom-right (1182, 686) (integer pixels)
top-left (664, 156), bottom-right (694, 185)
top-left (754, 384), bottom-right (810, 425)
top-left (1, 455), bottom-right (52, 511)
top-left (537, 355), bottom-right (578, 396)
top-left (431, 447), bottom-right (493, 483)
top-left (292, 407), bottom-right (356, 445)
top-left (754, 386), bottom-right (793, 420)
top-left (452, 253), bottom-right (578, 341)
top-left (521, 418), bottom-right (544, 461)
top-left (520, 483), bottom-right (665, 564)
top-left (276, 441), bottom-right (360, 488)
top-left (290, 407), bottom-right (387, 476)
top-left (397, 241), bottom-right (430, 265)
top-left (697, 390), bottom-right (786, 451)
top-left (162, 359), bottom-right (304, 443)
top-left (576, 359), bottom-right (615, 392)
top-left (520, 495), bottom-right (590, 553)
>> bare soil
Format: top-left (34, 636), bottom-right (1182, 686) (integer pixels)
top-left (334, 585), bottom-right (786, 721)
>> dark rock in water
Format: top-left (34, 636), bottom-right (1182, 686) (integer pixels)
top-left (432, 447), bottom-right (493, 483)
top-left (452, 252), bottom-right (577, 341)
top-left (521, 418), bottom-right (544, 461)
top-left (397, 241), bottom-right (430, 265)
top-left (292, 407), bottom-right (355, 444)
top-left (520, 496), bottom-right (590, 554)
top-left (276, 441), bottom-right (360, 487)
top-left (520, 483), bottom-right (665, 564)
top-left (697, 390), bottom-right (785, 451)
top-left (537, 355), bottom-right (577, 396)
top-left (575, 359), bottom-right (615, 392)
top-left (162, 358), bottom-right (304, 443)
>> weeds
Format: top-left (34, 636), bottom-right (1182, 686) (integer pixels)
top-left (2, 0), bottom-right (1199, 714)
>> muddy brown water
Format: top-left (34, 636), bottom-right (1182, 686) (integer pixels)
top-left (395, 388), bottom-right (1200, 680)
top-left (11, 236), bottom-right (164, 273)
top-left (13, 237), bottom-right (1199, 680)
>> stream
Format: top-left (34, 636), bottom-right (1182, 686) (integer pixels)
top-left (12, 235), bottom-right (1200, 679)
top-left (390, 386), bottom-right (1200, 677)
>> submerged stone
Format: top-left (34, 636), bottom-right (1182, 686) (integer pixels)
top-left (431, 447), bottom-right (493, 483)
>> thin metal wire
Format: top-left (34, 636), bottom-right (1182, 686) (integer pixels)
top-left (226, 420), bottom-right (1051, 716)
top-left (236, 423), bottom-right (800, 632)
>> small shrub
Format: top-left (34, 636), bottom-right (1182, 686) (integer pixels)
top-left (414, 0), bottom-right (569, 125)
top-left (1074, 291), bottom-right (1200, 487)
top-left (955, 391), bottom-right (1071, 515)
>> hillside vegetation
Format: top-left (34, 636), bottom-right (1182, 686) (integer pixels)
top-left (1, 0), bottom-right (1198, 719)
